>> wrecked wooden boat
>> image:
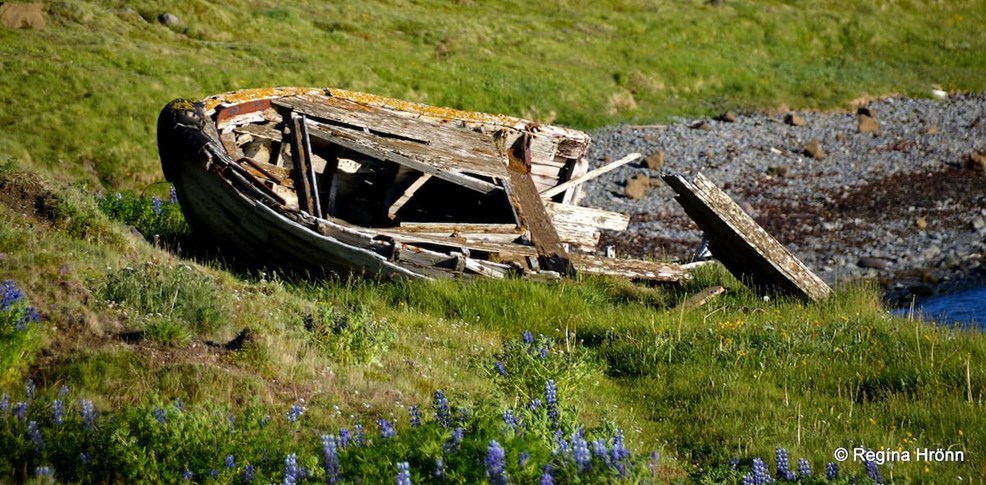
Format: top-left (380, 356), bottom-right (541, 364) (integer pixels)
top-left (157, 87), bottom-right (689, 281)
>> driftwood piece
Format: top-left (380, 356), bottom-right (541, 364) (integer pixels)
top-left (540, 153), bottom-right (641, 199)
top-left (663, 173), bottom-right (831, 301)
top-left (570, 255), bottom-right (690, 282)
top-left (675, 286), bottom-right (726, 311)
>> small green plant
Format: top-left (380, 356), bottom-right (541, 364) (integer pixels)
top-left (304, 303), bottom-right (394, 365)
top-left (96, 263), bottom-right (229, 341)
top-left (0, 281), bottom-right (43, 386)
top-left (96, 188), bottom-right (189, 245)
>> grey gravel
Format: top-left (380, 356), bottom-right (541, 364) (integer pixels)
top-left (580, 93), bottom-right (986, 303)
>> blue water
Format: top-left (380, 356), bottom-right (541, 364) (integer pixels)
top-left (896, 287), bottom-right (986, 330)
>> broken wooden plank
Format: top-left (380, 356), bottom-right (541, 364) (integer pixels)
top-left (288, 113), bottom-right (321, 218)
top-left (570, 254), bottom-right (690, 282)
top-left (663, 172), bottom-right (831, 301)
top-left (545, 202), bottom-right (629, 231)
top-left (505, 165), bottom-right (573, 275)
top-left (234, 123), bottom-right (283, 142)
top-left (674, 286), bottom-right (727, 311)
top-left (540, 152), bottom-right (641, 199)
top-left (396, 222), bottom-right (520, 234)
top-left (387, 173), bottom-right (432, 220)
top-left (306, 123), bottom-right (502, 195)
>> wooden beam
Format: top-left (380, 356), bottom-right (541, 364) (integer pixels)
top-left (505, 165), bottom-right (573, 276)
top-left (663, 172), bottom-right (831, 301)
top-left (387, 173), bottom-right (432, 220)
top-left (288, 113), bottom-right (321, 218)
top-left (570, 254), bottom-right (691, 282)
top-left (540, 152), bottom-right (641, 199)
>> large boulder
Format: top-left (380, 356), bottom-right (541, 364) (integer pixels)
top-left (0, 3), bottom-right (46, 30)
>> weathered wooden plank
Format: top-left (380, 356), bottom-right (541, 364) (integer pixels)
top-left (234, 123), bottom-right (283, 142)
top-left (387, 173), bottom-right (432, 220)
top-left (505, 165), bottom-right (573, 275)
top-left (545, 202), bottom-right (629, 231)
top-left (570, 254), bottom-right (690, 282)
top-left (288, 113), bottom-right (321, 218)
top-left (306, 124), bottom-right (503, 194)
top-left (674, 286), bottom-right (727, 311)
top-left (663, 172), bottom-right (831, 301)
top-left (540, 153), bottom-right (641, 199)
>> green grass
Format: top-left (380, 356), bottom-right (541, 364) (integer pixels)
top-left (1, 1), bottom-right (984, 189)
top-left (2, 1), bottom-right (986, 482)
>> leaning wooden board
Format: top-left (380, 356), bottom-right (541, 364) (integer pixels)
top-left (663, 173), bottom-right (831, 301)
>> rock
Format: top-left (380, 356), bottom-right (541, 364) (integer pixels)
top-left (915, 216), bottom-right (928, 229)
top-left (972, 216), bottom-right (986, 233)
top-left (858, 257), bottom-right (892, 271)
top-left (857, 114), bottom-right (880, 134)
top-left (766, 166), bottom-right (790, 178)
top-left (624, 175), bottom-right (650, 200)
top-left (803, 138), bottom-right (826, 160)
top-left (926, 126), bottom-right (939, 135)
top-left (857, 106), bottom-right (877, 118)
top-left (783, 113), bottom-right (805, 127)
top-left (965, 151), bottom-right (986, 172)
top-left (716, 111), bottom-right (737, 123)
top-left (689, 120), bottom-right (710, 130)
top-left (0, 3), bottom-right (45, 30)
top-left (642, 151), bottom-right (665, 170)
top-left (158, 12), bottom-right (179, 26)
top-left (776, 103), bottom-right (790, 114)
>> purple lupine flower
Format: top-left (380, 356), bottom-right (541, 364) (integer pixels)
top-left (377, 418), bottom-right (395, 439)
top-left (209, 469), bottom-right (219, 479)
top-left (774, 448), bottom-right (789, 479)
top-left (729, 456), bottom-right (739, 470)
top-left (825, 463), bottom-right (838, 480)
top-left (591, 439), bottom-right (610, 465)
top-left (797, 458), bottom-right (810, 478)
top-left (522, 330), bottom-right (534, 345)
top-left (572, 430), bottom-right (591, 472)
top-left (26, 379), bottom-right (35, 400)
top-left (502, 409), bottom-right (518, 431)
top-left (287, 402), bottom-right (304, 423)
top-left (539, 466), bottom-right (554, 485)
top-left (444, 426), bottom-right (464, 453)
top-left (742, 473), bottom-right (755, 485)
top-left (1, 280), bottom-right (23, 309)
top-left (518, 452), bottom-right (530, 467)
top-left (52, 400), bottom-right (64, 425)
top-left (610, 430), bottom-right (629, 474)
top-left (153, 407), bottom-right (166, 424)
top-left (173, 398), bottom-right (185, 412)
top-left (80, 452), bottom-right (90, 465)
top-left (545, 380), bottom-right (559, 426)
top-left (13, 402), bottom-right (28, 420)
top-left (353, 424), bottom-right (365, 446)
top-left (283, 453), bottom-right (299, 485)
top-left (433, 390), bottom-right (451, 427)
top-left (28, 420), bottom-right (43, 451)
top-left (338, 428), bottom-right (352, 448)
top-left (751, 457), bottom-right (770, 484)
top-left (243, 464), bottom-right (255, 482)
top-left (152, 196), bottom-right (162, 215)
top-left (527, 399), bottom-right (541, 411)
top-left (553, 429), bottom-right (569, 454)
top-left (80, 399), bottom-right (95, 430)
top-left (434, 457), bottom-right (444, 478)
top-left (224, 455), bottom-right (235, 469)
top-left (182, 469), bottom-right (192, 481)
top-left (538, 346), bottom-right (549, 360)
top-left (322, 434), bottom-right (339, 484)
top-left (396, 461), bottom-right (412, 485)
top-left (864, 458), bottom-right (883, 484)
top-left (494, 360), bottom-right (507, 377)
top-left (169, 186), bottom-right (178, 204)
top-left (34, 466), bottom-right (52, 477)
top-left (1, 395), bottom-right (9, 414)
top-left (486, 440), bottom-right (507, 485)
top-left (58, 385), bottom-right (69, 398)
top-left (408, 405), bottom-right (421, 427)
top-left (16, 306), bottom-right (40, 330)
top-left (649, 450), bottom-right (660, 473)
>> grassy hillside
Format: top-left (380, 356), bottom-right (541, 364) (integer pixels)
top-left (1, 1), bottom-right (985, 483)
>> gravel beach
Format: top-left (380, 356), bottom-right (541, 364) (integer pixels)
top-left (580, 93), bottom-right (986, 305)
